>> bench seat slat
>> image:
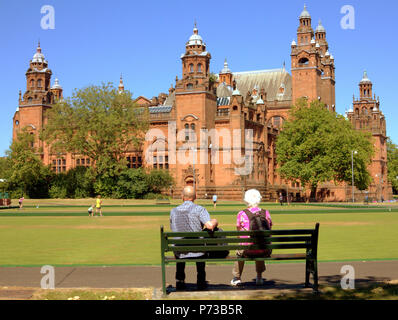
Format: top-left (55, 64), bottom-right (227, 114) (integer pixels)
top-left (167, 236), bottom-right (312, 245)
top-left (164, 253), bottom-right (308, 263)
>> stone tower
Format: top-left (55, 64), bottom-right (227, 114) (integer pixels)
top-left (347, 71), bottom-right (392, 201)
top-left (174, 23), bottom-right (217, 194)
top-left (12, 42), bottom-right (62, 161)
top-left (291, 5), bottom-right (335, 109)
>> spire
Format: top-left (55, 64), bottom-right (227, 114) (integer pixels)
top-left (220, 58), bottom-right (231, 74)
top-left (360, 70), bottom-right (371, 83)
top-left (300, 4), bottom-right (311, 19)
top-left (316, 20), bottom-right (326, 33)
top-left (32, 41), bottom-right (46, 63)
top-left (187, 22), bottom-right (204, 47)
top-left (118, 73), bottom-right (125, 92)
top-left (51, 78), bottom-right (62, 89)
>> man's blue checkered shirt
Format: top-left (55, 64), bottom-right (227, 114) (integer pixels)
top-left (170, 201), bottom-right (211, 258)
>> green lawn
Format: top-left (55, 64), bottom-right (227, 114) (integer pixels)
top-left (0, 201), bottom-right (397, 266)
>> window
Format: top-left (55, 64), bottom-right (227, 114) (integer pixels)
top-left (37, 79), bottom-right (42, 88)
top-left (187, 83), bottom-right (193, 90)
top-left (197, 63), bottom-right (202, 73)
top-left (185, 123), bottom-right (189, 141)
top-left (153, 154), bottom-right (169, 170)
top-left (298, 57), bottom-right (309, 66)
top-left (52, 158), bottom-right (66, 173)
top-left (30, 79), bottom-right (34, 88)
top-left (127, 155), bottom-right (142, 169)
top-left (30, 132), bottom-right (34, 148)
top-left (190, 123), bottom-right (196, 141)
top-left (76, 158), bottom-right (91, 168)
top-left (189, 64), bottom-right (194, 73)
top-left (153, 156), bottom-right (158, 169)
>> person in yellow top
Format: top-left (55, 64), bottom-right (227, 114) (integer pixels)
top-left (95, 195), bottom-right (103, 217)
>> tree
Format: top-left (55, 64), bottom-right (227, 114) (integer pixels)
top-left (0, 156), bottom-right (12, 180)
top-left (41, 83), bottom-right (149, 176)
top-left (41, 83), bottom-right (149, 196)
top-left (276, 98), bottom-right (374, 200)
top-left (387, 138), bottom-right (398, 194)
top-left (6, 129), bottom-right (53, 198)
top-left (146, 169), bottom-right (174, 194)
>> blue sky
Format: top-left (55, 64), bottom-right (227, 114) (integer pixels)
top-left (1, 0), bottom-right (397, 156)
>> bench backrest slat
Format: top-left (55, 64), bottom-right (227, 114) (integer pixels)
top-left (164, 230), bottom-right (314, 237)
top-left (166, 243), bottom-right (311, 252)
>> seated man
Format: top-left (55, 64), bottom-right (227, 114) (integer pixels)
top-left (170, 186), bottom-right (218, 290)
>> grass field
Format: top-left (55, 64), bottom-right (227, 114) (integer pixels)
top-left (0, 200), bottom-right (397, 266)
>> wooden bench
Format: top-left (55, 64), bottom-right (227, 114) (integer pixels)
top-left (160, 223), bottom-right (319, 295)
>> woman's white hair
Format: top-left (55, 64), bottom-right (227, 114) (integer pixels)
top-left (244, 189), bottom-right (262, 207)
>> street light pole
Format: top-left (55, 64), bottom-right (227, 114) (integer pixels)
top-left (191, 147), bottom-right (196, 194)
top-left (351, 150), bottom-right (357, 203)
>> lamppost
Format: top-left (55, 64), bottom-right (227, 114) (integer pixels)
top-left (351, 150), bottom-right (357, 203)
top-left (191, 146), bottom-right (197, 193)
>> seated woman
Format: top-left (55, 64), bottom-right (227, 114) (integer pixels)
top-left (231, 189), bottom-right (272, 286)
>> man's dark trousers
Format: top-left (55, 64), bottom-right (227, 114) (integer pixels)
top-left (176, 260), bottom-right (206, 284)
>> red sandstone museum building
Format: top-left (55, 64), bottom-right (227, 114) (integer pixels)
top-left (12, 6), bottom-right (392, 201)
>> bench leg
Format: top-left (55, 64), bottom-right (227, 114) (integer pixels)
top-left (313, 260), bottom-right (319, 293)
top-left (161, 261), bottom-right (167, 295)
top-left (304, 259), bottom-right (311, 288)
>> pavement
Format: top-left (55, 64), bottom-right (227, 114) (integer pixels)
top-left (0, 260), bottom-right (397, 297)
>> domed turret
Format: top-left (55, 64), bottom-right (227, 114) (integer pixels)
top-left (187, 22), bottom-right (204, 47)
top-left (51, 78), bottom-right (62, 90)
top-left (360, 70), bottom-right (372, 84)
top-left (299, 4), bottom-right (311, 19)
top-left (315, 20), bottom-right (325, 33)
top-left (32, 41), bottom-right (46, 63)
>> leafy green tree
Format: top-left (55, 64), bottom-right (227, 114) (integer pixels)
top-left (387, 138), bottom-right (398, 194)
top-left (147, 169), bottom-right (174, 194)
top-left (6, 129), bottom-right (53, 198)
top-left (41, 83), bottom-right (149, 189)
top-left (49, 166), bottom-right (94, 199)
top-left (276, 98), bottom-right (374, 199)
top-left (0, 156), bottom-right (12, 180)
top-left (114, 168), bottom-right (150, 199)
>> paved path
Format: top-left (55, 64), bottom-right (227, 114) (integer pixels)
top-left (0, 260), bottom-right (397, 290)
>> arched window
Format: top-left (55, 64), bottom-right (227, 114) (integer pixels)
top-left (189, 64), bottom-right (194, 73)
top-left (187, 83), bottom-right (193, 90)
top-left (37, 79), bottom-right (42, 88)
top-left (298, 57), bottom-right (309, 66)
top-left (30, 79), bottom-right (34, 88)
top-left (197, 63), bottom-right (202, 73)
top-left (185, 123), bottom-right (189, 141)
top-left (190, 123), bottom-right (196, 141)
